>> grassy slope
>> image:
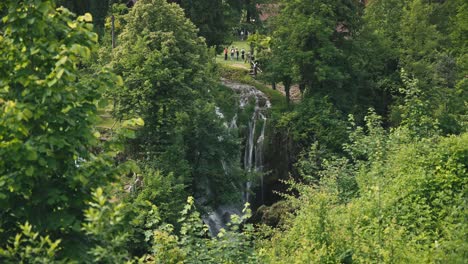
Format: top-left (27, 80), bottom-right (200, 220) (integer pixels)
top-left (215, 41), bottom-right (252, 69)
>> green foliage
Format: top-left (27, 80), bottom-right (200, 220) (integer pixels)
top-left (1, 0), bottom-right (466, 262)
top-left (183, 99), bottom-right (243, 204)
top-left (176, 197), bottom-right (258, 264)
top-left (449, 0), bottom-right (468, 59)
top-left (132, 196), bottom-right (258, 263)
top-left (208, 204), bottom-right (258, 264)
top-left (56, 0), bottom-right (120, 32)
top-left (391, 68), bottom-right (466, 136)
top-left (125, 168), bottom-right (185, 255)
top-left (149, 224), bottom-right (185, 263)
top-left (399, 0), bottom-right (440, 87)
top-left (277, 97), bottom-right (348, 152)
top-left (82, 188), bottom-right (132, 263)
top-left (366, 0), bottom-right (467, 135)
top-left (364, 0), bottom-right (407, 48)
top-left (268, 0), bottom-right (363, 92)
top-left (111, 0), bottom-right (211, 123)
top-left (177, 0), bottom-right (243, 49)
top-left (0, 222), bottom-right (63, 264)
top-left (259, 111), bottom-right (468, 263)
top-left (393, 70), bottom-right (440, 137)
top-left (0, 0), bottom-right (127, 257)
top-left (296, 143), bottom-right (358, 203)
top-left (261, 0), bottom-right (396, 117)
top-left (111, 0), bottom-right (244, 206)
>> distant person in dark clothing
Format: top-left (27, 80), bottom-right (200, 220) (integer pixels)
top-left (236, 48), bottom-right (239, 60)
top-left (224, 47), bottom-right (228, 60)
top-left (241, 48), bottom-right (245, 61)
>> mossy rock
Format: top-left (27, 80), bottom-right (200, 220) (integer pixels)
top-left (252, 200), bottom-right (294, 227)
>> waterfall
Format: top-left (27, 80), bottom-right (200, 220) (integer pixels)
top-left (243, 113), bottom-right (256, 203)
top-left (201, 80), bottom-right (271, 236)
top-left (229, 113), bottom-right (238, 129)
top-left (255, 113), bottom-right (267, 204)
top-left (222, 80), bottom-right (271, 204)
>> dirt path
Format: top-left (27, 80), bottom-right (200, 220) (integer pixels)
top-left (228, 63), bottom-right (250, 70)
top-left (264, 82), bottom-right (302, 103)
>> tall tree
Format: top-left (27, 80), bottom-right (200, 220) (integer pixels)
top-left (111, 0), bottom-right (241, 202)
top-left (266, 0), bottom-right (377, 113)
top-left (111, 0), bottom-right (212, 159)
top-left (175, 0), bottom-right (242, 48)
top-left (0, 0), bottom-right (124, 257)
top-left (273, 0), bottom-right (362, 92)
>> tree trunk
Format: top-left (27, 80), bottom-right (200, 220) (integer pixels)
top-left (245, 0), bottom-right (251, 23)
top-left (285, 84), bottom-right (290, 107)
top-left (284, 77), bottom-right (292, 108)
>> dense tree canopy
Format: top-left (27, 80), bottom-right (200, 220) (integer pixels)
top-left (174, 0), bottom-right (242, 48)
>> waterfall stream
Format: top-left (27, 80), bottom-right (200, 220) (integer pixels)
top-left (223, 80), bottom-right (271, 204)
top-left (201, 80), bottom-right (271, 236)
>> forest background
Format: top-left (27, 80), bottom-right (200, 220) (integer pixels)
top-left (0, 0), bottom-right (466, 263)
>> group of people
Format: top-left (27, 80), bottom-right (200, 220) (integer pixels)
top-left (223, 46), bottom-right (253, 63)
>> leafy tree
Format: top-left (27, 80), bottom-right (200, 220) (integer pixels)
top-left (111, 0), bottom-right (242, 204)
top-left (399, 0), bottom-right (441, 88)
top-left (0, 0), bottom-right (128, 258)
top-left (175, 0), bottom-right (243, 49)
top-left (366, 0), bottom-right (466, 133)
top-left (263, 0), bottom-right (396, 117)
top-left (364, 0), bottom-right (407, 48)
top-left (449, 0), bottom-right (468, 59)
top-left (111, 0), bottom-right (211, 145)
top-left (256, 32), bottom-right (296, 106)
top-left (0, 222), bottom-right (62, 263)
top-left (125, 168), bottom-right (185, 255)
top-left (269, 0), bottom-right (363, 95)
top-left (277, 97), bottom-right (348, 153)
top-left (82, 188), bottom-right (133, 263)
top-left (111, 0), bottom-right (209, 170)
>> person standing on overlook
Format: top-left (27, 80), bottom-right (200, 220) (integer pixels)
top-left (224, 47), bottom-right (228, 60)
top-left (241, 48), bottom-right (245, 61)
top-left (230, 47), bottom-right (235, 61)
top-left (236, 48), bottom-right (239, 61)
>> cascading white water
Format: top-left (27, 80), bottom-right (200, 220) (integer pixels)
top-left (202, 80), bottom-right (270, 236)
top-left (222, 80), bottom-right (271, 204)
top-left (255, 113), bottom-right (267, 204)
